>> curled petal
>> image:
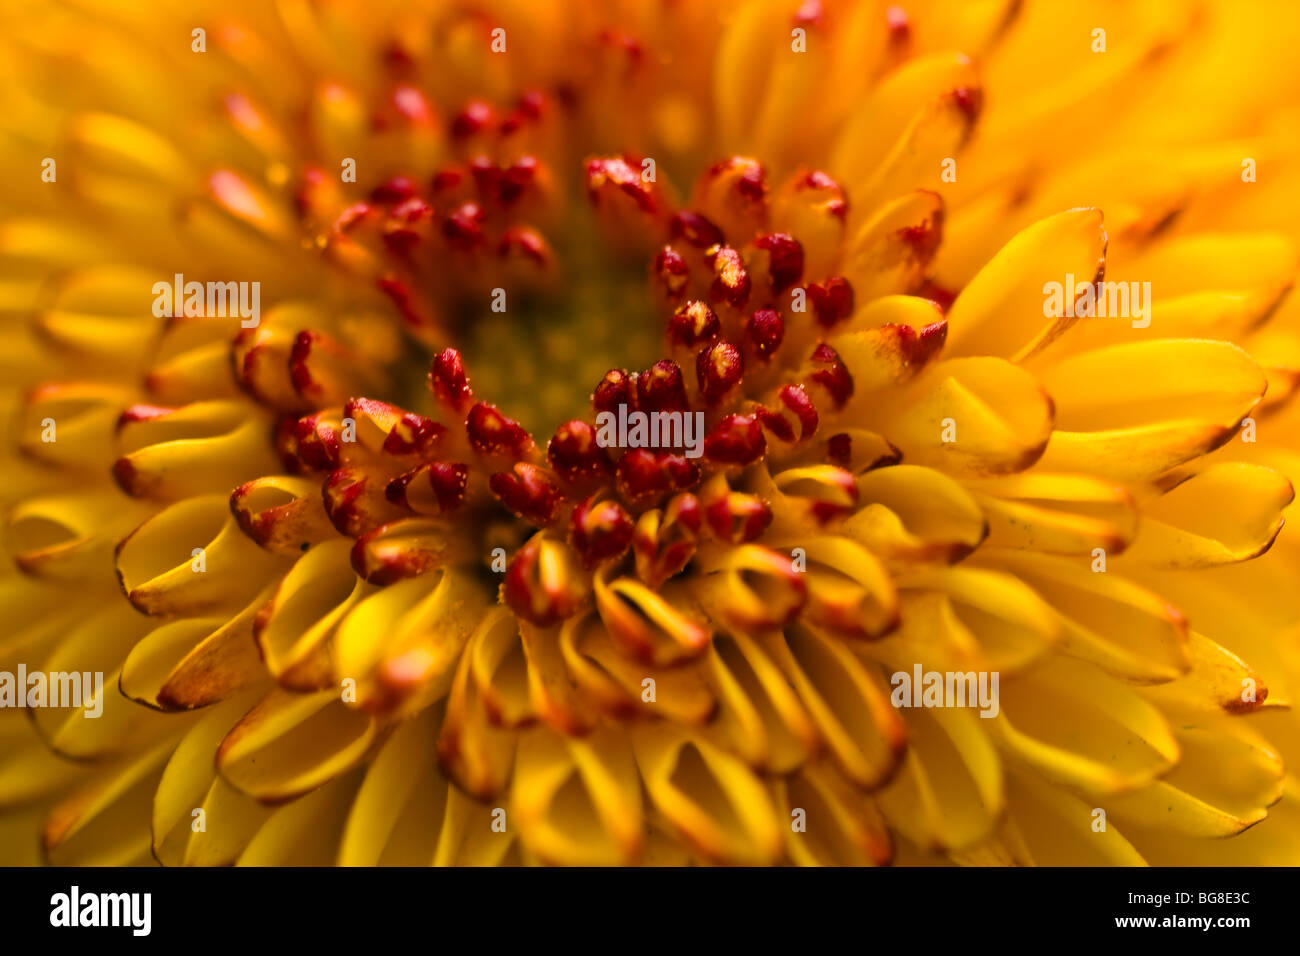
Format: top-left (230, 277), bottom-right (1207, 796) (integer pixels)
top-left (256, 538), bottom-right (366, 691)
top-left (116, 494), bottom-right (288, 616)
top-left (216, 689), bottom-right (377, 803)
top-left (594, 575), bottom-right (711, 667)
top-left (503, 535), bottom-right (588, 627)
top-left (511, 726), bottom-right (644, 866)
top-left (990, 657), bottom-right (1179, 796)
top-left (765, 627), bottom-right (906, 789)
top-left (1118, 462), bottom-right (1292, 568)
top-left (630, 722), bottom-right (783, 866)
top-left (231, 475), bottom-right (338, 555)
top-left (333, 569), bottom-right (489, 717)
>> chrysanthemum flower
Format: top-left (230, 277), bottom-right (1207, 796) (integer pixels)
top-left (3, 0), bottom-right (1300, 867)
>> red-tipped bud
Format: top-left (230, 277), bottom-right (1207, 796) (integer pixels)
top-left (781, 384), bottom-right (819, 439)
top-left (548, 420), bottom-right (614, 485)
top-left (370, 176), bottom-right (417, 204)
top-left (886, 4), bottom-right (911, 44)
top-left (386, 461), bottom-right (470, 514)
top-left (704, 413), bottom-right (766, 466)
top-left (382, 202), bottom-right (435, 256)
top-left (382, 412), bottom-right (446, 457)
top-left (790, 465), bottom-right (860, 524)
top-left (746, 309), bottom-right (785, 357)
top-left (585, 156), bottom-right (660, 216)
top-left (466, 402), bottom-right (533, 457)
top-left (703, 487), bottom-right (772, 543)
top-left (376, 275), bottom-right (433, 330)
top-left (753, 233), bottom-right (804, 293)
top-left (809, 343), bottom-right (854, 408)
top-left (593, 368), bottom-right (636, 416)
top-left (669, 211), bottom-right (725, 249)
top-left (709, 245), bottom-right (751, 309)
top-left (116, 404), bottom-right (176, 430)
top-left (756, 385), bottom-right (819, 444)
top-left (431, 166), bottom-right (467, 196)
top-left (430, 348), bottom-right (473, 414)
top-left (343, 397), bottom-right (406, 450)
top-left (794, 170), bottom-right (848, 220)
top-left (351, 521), bottom-right (445, 586)
top-left (498, 227), bottom-right (551, 268)
top-left (808, 277), bottom-right (854, 328)
top-left (615, 449), bottom-right (699, 502)
top-left (499, 156), bottom-right (539, 205)
top-left (654, 246), bottom-right (690, 301)
top-left (668, 300), bottom-right (721, 348)
top-left (323, 468), bottom-right (380, 537)
top-left (827, 432), bottom-right (852, 466)
top-left (571, 494), bottom-right (635, 568)
top-left (696, 341), bottom-right (744, 405)
top-left (503, 536), bottom-right (586, 626)
top-left (950, 86), bottom-right (984, 123)
top-left (636, 360), bottom-right (689, 413)
top-left (490, 463), bottom-right (562, 526)
top-left (443, 202), bottom-right (486, 250)
top-left (753, 405), bottom-right (795, 444)
top-left (795, 0), bottom-right (825, 27)
top-left (278, 412), bottom-right (342, 472)
top-left (451, 100), bottom-right (494, 139)
top-left (333, 201), bottom-right (373, 234)
top-left (896, 318), bottom-right (949, 367)
top-left (390, 84), bottom-right (436, 126)
top-left (696, 157), bottom-right (768, 241)
top-left (632, 493), bottom-right (702, 588)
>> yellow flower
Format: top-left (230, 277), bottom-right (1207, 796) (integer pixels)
top-left (2, 0), bottom-right (1300, 866)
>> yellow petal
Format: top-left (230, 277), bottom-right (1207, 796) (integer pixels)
top-left (43, 736), bottom-right (179, 866)
top-left (700, 629), bottom-right (818, 775)
top-left (258, 538), bottom-right (366, 691)
top-left (116, 494), bottom-right (288, 616)
top-left (217, 689), bottom-right (377, 802)
top-left (964, 472), bottom-right (1137, 556)
top-left (841, 191), bottom-right (944, 301)
top-left (861, 357), bottom-right (1053, 477)
top-left (765, 626), bottom-right (906, 789)
top-left (876, 705), bottom-right (1004, 852)
top-left (333, 568), bottom-right (488, 717)
top-left (842, 464), bottom-right (987, 564)
top-left (152, 688), bottom-right (271, 866)
top-left (237, 771), bottom-right (362, 866)
top-left (1106, 714), bottom-right (1283, 838)
top-left (944, 208), bottom-right (1107, 362)
top-left (1000, 764), bottom-right (1147, 866)
top-left (1117, 462), bottom-right (1292, 568)
top-left (991, 657), bottom-right (1179, 796)
top-left (437, 627), bottom-right (518, 801)
top-left (122, 585), bottom-right (276, 710)
top-left (511, 725), bottom-right (643, 866)
top-left (339, 706), bottom-right (455, 866)
top-left (631, 721), bottom-right (783, 865)
top-left (887, 567), bottom-right (1063, 675)
top-left (777, 761), bottom-right (892, 866)
top-left (987, 551), bottom-right (1189, 682)
top-left (830, 52), bottom-right (978, 202)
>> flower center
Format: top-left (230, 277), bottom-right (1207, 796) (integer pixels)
top-left (457, 225), bottom-right (662, 437)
